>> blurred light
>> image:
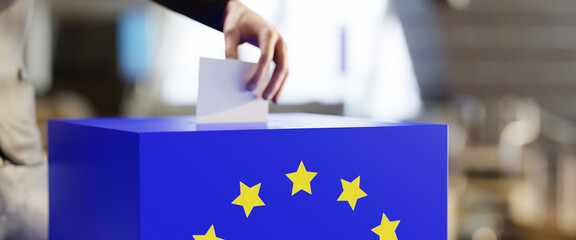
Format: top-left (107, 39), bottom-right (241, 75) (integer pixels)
top-left (516, 98), bottom-right (541, 137)
top-left (501, 120), bottom-right (538, 146)
top-left (118, 8), bottom-right (151, 83)
top-left (52, 91), bottom-right (97, 118)
top-left (448, 0), bottom-right (472, 10)
top-left (456, 96), bottom-right (486, 130)
top-left (559, 154), bottom-right (576, 236)
top-left (509, 182), bottom-right (544, 226)
top-left (471, 227), bottom-right (497, 240)
top-left (449, 123), bottom-right (467, 156)
top-left (498, 120), bottom-right (533, 172)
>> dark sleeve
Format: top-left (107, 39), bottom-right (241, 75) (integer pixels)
top-left (153, 0), bottom-right (230, 31)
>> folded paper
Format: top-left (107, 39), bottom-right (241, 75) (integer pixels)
top-left (197, 57), bottom-right (268, 124)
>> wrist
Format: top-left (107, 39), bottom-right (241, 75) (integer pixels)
top-left (224, 0), bottom-right (241, 19)
top-left (223, 0), bottom-right (245, 29)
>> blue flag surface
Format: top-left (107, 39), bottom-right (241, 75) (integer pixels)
top-left (49, 113), bottom-right (447, 240)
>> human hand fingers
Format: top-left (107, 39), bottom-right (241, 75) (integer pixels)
top-left (263, 37), bottom-right (289, 103)
top-left (224, 29), bottom-right (240, 59)
top-left (271, 72), bottom-right (287, 104)
top-left (246, 29), bottom-right (278, 92)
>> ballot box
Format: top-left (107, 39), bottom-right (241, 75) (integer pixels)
top-left (48, 113), bottom-right (447, 240)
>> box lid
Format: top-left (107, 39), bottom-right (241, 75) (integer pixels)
top-left (49, 113), bottom-right (439, 133)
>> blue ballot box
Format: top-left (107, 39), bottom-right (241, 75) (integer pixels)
top-left (48, 113), bottom-right (447, 240)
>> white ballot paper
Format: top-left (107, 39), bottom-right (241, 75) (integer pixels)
top-left (196, 57), bottom-right (269, 124)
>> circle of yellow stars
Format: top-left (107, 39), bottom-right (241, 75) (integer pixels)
top-left (193, 160), bottom-right (401, 240)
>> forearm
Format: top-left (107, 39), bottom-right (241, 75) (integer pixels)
top-left (152, 0), bottom-right (230, 31)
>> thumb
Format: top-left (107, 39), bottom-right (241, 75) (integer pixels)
top-left (224, 29), bottom-right (240, 59)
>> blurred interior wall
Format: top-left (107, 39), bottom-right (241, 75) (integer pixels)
top-left (399, 0), bottom-right (576, 122)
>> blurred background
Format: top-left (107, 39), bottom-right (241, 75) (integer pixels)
top-left (25, 0), bottom-right (576, 239)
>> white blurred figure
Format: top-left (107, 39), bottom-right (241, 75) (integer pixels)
top-left (0, 0), bottom-right (47, 238)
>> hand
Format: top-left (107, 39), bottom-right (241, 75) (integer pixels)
top-left (223, 0), bottom-right (289, 104)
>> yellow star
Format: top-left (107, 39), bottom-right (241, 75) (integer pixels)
top-left (286, 161), bottom-right (318, 195)
top-left (371, 213), bottom-right (400, 240)
top-left (193, 225), bottom-right (224, 240)
top-left (232, 181), bottom-right (265, 217)
top-left (337, 176), bottom-right (367, 210)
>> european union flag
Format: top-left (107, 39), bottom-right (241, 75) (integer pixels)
top-left (48, 113), bottom-right (447, 240)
